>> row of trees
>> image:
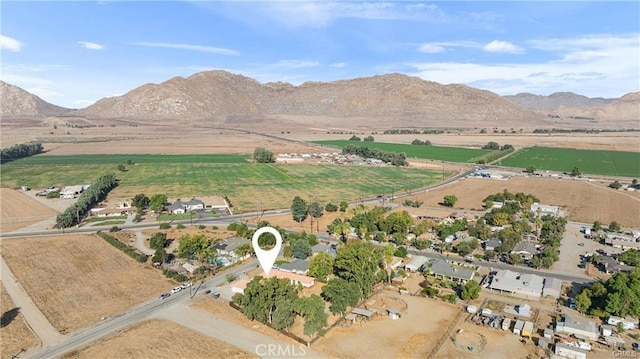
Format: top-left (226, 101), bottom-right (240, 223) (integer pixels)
top-left (55, 173), bottom-right (118, 228)
top-left (411, 139), bottom-right (432, 146)
top-left (481, 142), bottom-right (513, 151)
top-left (291, 196), bottom-right (324, 224)
top-left (383, 129), bottom-right (444, 135)
top-left (575, 268), bottom-right (640, 319)
top-left (0, 142), bottom-right (43, 163)
top-left (348, 135), bottom-right (375, 142)
top-left (342, 145), bottom-right (408, 166)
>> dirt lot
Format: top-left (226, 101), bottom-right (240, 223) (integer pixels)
top-left (1, 234), bottom-right (174, 333)
top-left (313, 293), bottom-right (460, 358)
top-left (61, 319), bottom-right (255, 359)
top-left (437, 320), bottom-right (538, 359)
top-left (0, 283), bottom-right (39, 359)
top-left (0, 188), bottom-right (57, 232)
top-left (401, 176), bottom-right (640, 228)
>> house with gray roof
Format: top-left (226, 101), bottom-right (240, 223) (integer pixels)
top-left (214, 237), bottom-right (250, 259)
top-left (488, 270), bottom-right (544, 300)
top-left (555, 315), bottom-right (598, 341)
top-left (427, 259), bottom-right (475, 283)
top-left (484, 238), bottom-right (502, 251)
top-left (278, 258), bottom-right (310, 275)
top-left (405, 255), bottom-right (429, 272)
top-left (510, 241), bottom-right (539, 260)
top-left (168, 198), bottom-right (205, 214)
top-left (542, 277), bottom-right (563, 298)
top-left (312, 243), bottom-right (337, 257)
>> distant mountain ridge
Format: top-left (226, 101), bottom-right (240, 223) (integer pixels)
top-left (1, 81), bottom-right (70, 117)
top-left (77, 71), bottom-right (542, 124)
top-left (504, 92), bottom-right (614, 110)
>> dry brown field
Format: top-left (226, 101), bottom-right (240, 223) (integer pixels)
top-left (1, 234), bottom-right (173, 333)
top-left (313, 294), bottom-right (460, 358)
top-left (0, 283), bottom-right (39, 359)
top-left (400, 176), bottom-right (640, 228)
top-left (61, 319), bottom-right (255, 359)
top-left (0, 189), bottom-right (57, 232)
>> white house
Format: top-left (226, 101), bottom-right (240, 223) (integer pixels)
top-left (404, 255), bottom-right (429, 272)
top-left (554, 343), bottom-right (587, 359)
top-left (168, 199), bottom-right (205, 214)
top-left (607, 316), bottom-right (639, 330)
top-left (488, 270), bottom-right (544, 300)
top-left (530, 203), bottom-right (560, 217)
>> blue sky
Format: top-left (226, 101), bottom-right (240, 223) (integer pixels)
top-left (1, 1), bottom-right (638, 108)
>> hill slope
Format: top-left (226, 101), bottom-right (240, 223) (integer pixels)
top-left (504, 92), bottom-right (614, 110)
top-left (0, 81), bottom-right (70, 117)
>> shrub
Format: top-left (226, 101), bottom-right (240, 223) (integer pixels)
top-left (174, 274), bottom-right (186, 282)
top-left (227, 223), bottom-right (238, 231)
top-left (211, 225), bottom-right (218, 230)
top-left (46, 190), bottom-right (60, 199)
top-left (197, 224), bottom-right (206, 230)
top-left (421, 287), bottom-right (439, 297)
top-left (176, 224), bottom-right (186, 229)
top-left (159, 222), bottom-right (171, 229)
top-left (441, 293), bottom-right (458, 303)
top-left (164, 269), bottom-right (178, 279)
top-left (109, 226), bottom-right (121, 232)
top-left (97, 231), bottom-right (147, 263)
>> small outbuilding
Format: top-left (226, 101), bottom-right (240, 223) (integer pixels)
top-left (387, 308), bottom-right (401, 320)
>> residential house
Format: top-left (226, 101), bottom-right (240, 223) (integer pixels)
top-left (427, 259), bottom-right (475, 283)
top-left (484, 238), bottom-right (502, 251)
top-left (168, 199), bottom-right (205, 214)
top-left (92, 207), bottom-right (135, 217)
top-left (312, 243), bottom-right (337, 257)
top-left (405, 255), bottom-right (429, 272)
top-left (555, 315), bottom-right (598, 341)
top-left (488, 270), bottom-right (544, 300)
top-left (530, 203), bottom-right (560, 217)
top-left (278, 258), bottom-right (310, 275)
top-left (513, 320), bottom-right (525, 335)
top-left (554, 343), bottom-right (587, 359)
top-left (606, 235), bottom-right (640, 250)
top-left (266, 269), bottom-right (315, 288)
top-left (542, 277), bottom-right (563, 299)
top-left (231, 279), bottom-right (250, 294)
top-left (510, 241), bottom-right (539, 260)
top-left (522, 321), bottom-right (534, 338)
top-left (597, 255), bottom-right (634, 274)
top-left (214, 237), bottom-right (251, 261)
top-left (607, 316), bottom-right (639, 330)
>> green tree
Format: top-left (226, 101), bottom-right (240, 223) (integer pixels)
top-left (308, 253), bottom-right (334, 282)
top-left (339, 201), bottom-right (348, 212)
top-left (394, 246), bottom-right (408, 258)
top-left (363, 135), bottom-right (374, 142)
top-left (291, 196), bottom-right (309, 223)
top-left (507, 253), bottom-right (524, 265)
top-left (609, 221), bottom-right (621, 232)
top-left (325, 203), bottom-right (338, 212)
top-left (152, 247), bottom-right (167, 264)
top-left (294, 295), bottom-right (328, 337)
top-left (149, 232), bottom-right (167, 250)
top-left (455, 242), bottom-right (473, 256)
top-left (235, 243), bottom-right (254, 258)
top-left (291, 238), bottom-right (312, 259)
top-left (482, 141), bottom-right (500, 150)
top-left (321, 278), bottom-right (360, 315)
top-left (443, 195), bottom-right (458, 207)
top-left (593, 220), bottom-right (602, 232)
top-left (619, 249), bottom-right (640, 267)
top-left (525, 165), bottom-right (536, 174)
top-left (349, 135), bottom-right (361, 141)
top-left (575, 288), bottom-right (592, 313)
top-left (233, 276), bottom-right (299, 330)
top-left (334, 241), bottom-right (383, 299)
top-left (177, 234), bottom-right (211, 259)
top-left (570, 166), bottom-right (581, 177)
top-left (132, 194), bottom-right (150, 208)
top-left (461, 280), bottom-right (481, 300)
top-left (253, 147), bottom-right (275, 163)
top-left (609, 181), bottom-right (622, 189)
top-left (117, 164), bottom-right (126, 172)
top-left (149, 194), bottom-right (168, 213)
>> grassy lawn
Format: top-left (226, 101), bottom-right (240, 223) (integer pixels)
top-left (3, 154), bottom-right (248, 165)
top-left (86, 215), bottom-right (127, 222)
top-left (1, 162), bottom-right (445, 212)
top-left (499, 147), bottom-right (640, 177)
top-left (91, 220), bottom-right (125, 226)
top-left (314, 140), bottom-right (495, 163)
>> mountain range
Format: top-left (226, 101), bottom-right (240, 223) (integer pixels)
top-left (1, 71), bottom-right (637, 126)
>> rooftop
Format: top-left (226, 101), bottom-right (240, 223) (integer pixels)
top-left (489, 270), bottom-right (544, 295)
top-left (429, 259), bottom-right (475, 281)
top-left (278, 258), bottom-right (310, 273)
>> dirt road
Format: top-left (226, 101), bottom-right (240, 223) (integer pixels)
top-left (0, 255), bottom-right (63, 347)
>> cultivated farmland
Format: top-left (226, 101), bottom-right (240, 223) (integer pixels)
top-left (1, 160), bottom-right (444, 212)
top-left (499, 147), bottom-right (640, 177)
top-left (5, 154), bottom-right (247, 165)
top-left (314, 140), bottom-right (496, 163)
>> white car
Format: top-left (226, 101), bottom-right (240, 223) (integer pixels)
top-left (171, 286), bottom-right (182, 294)
top-left (180, 282), bottom-right (192, 289)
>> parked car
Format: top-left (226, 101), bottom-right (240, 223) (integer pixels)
top-left (577, 242), bottom-right (585, 247)
top-left (171, 286), bottom-right (182, 294)
top-left (180, 282), bottom-right (192, 289)
top-left (211, 292), bottom-right (220, 299)
top-left (159, 293), bottom-right (170, 300)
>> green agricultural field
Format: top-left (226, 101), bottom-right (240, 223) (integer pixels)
top-left (3, 154), bottom-right (248, 165)
top-left (314, 140), bottom-right (495, 163)
top-left (500, 147), bottom-right (640, 177)
top-left (1, 161), bottom-right (445, 211)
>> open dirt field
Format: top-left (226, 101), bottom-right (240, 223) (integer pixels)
top-left (0, 283), bottom-right (39, 359)
top-left (0, 188), bottom-right (57, 233)
top-left (314, 294), bottom-right (461, 358)
top-left (1, 234), bottom-right (173, 333)
top-left (437, 321), bottom-right (538, 359)
top-left (400, 176), bottom-right (640, 228)
top-left (61, 319), bottom-right (255, 359)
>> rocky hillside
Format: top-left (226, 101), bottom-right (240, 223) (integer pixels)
top-left (550, 91), bottom-right (640, 122)
top-left (79, 71), bottom-right (543, 124)
top-left (504, 92), bottom-right (614, 110)
top-left (0, 81), bottom-right (70, 117)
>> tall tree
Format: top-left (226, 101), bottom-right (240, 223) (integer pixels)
top-left (321, 278), bottom-right (361, 315)
top-left (294, 295), bottom-right (328, 337)
top-left (291, 196), bottom-right (309, 223)
top-left (461, 280), bottom-right (481, 300)
top-left (253, 147), bottom-right (275, 163)
top-left (177, 234), bottom-right (211, 259)
top-left (307, 253), bottom-right (334, 282)
top-left (233, 277), bottom-right (299, 330)
top-left (443, 195), bottom-right (458, 207)
top-left (291, 238), bottom-right (312, 259)
top-left (333, 241), bottom-right (383, 299)
top-left (149, 194), bottom-right (168, 213)
top-left (132, 194), bottom-right (150, 208)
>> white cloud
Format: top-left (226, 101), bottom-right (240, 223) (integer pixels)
top-left (483, 40), bottom-right (524, 54)
top-left (0, 34), bottom-right (22, 52)
top-left (404, 34), bottom-right (639, 97)
top-left (132, 42), bottom-right (239, 55)
top-left (418, 43), bottom-right (445, 53)
top-left (77, 41), bottom-right (104, 50)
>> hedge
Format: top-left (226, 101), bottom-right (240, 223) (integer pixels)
top-left (97, 231), bottom-right (147, 263)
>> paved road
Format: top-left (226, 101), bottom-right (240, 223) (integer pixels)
top-left (0, 256), bottom-right (63, 348)
top-left (25, 260), bottom-right (259, 359)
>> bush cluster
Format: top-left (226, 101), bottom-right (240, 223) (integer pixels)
top-left (97, 231), bottom-right (147, 263)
